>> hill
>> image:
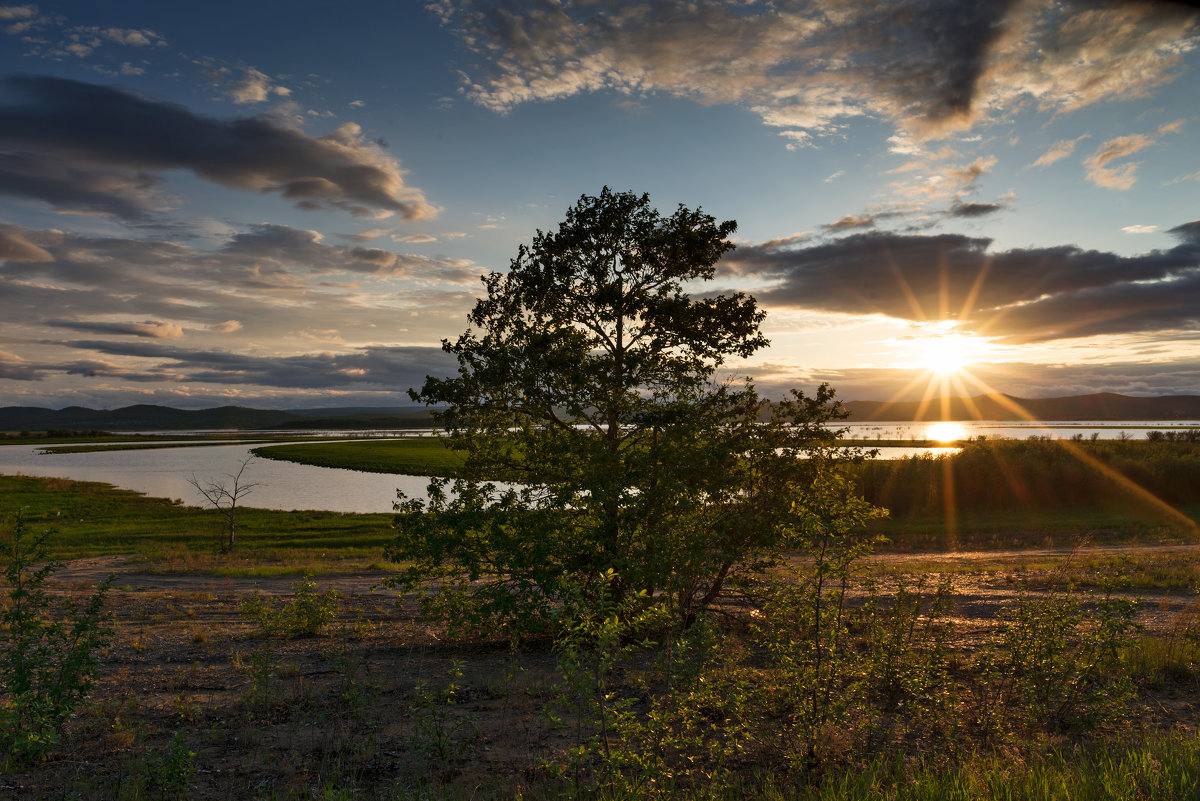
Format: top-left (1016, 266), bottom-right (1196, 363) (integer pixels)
top-left (4, 393), bottom-right (1199, 431)
top-left (0, 404), bottom-right (435, 431)
top-left (842, 392), bottom-right (1200, 422)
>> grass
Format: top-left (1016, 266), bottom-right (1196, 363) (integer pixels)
top-left (3, 469), bottom-right (1195, 572)
top-left (873, 505), bottom-right (1200, 553)
top-left (0, 474), bottom-right (394, 572)
top-left (253, 437), bottom-right (466, 476)
top-left (856, 438), bottom-right (1200, 518)
top-left (779, 732), bottom-right (1200, 801)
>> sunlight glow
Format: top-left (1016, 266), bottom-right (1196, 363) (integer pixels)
top-left (926, 421), bottom-right (966, 442)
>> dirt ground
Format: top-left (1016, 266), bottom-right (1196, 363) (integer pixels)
top-left (5, 544), bottom-right (1200, 799)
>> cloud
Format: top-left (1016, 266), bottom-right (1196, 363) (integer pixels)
top-left (219, 223), bottom-right (472, 277)
top-left (0, 227), bottom-right (52, 261)
top-left (1029, 134), bottom-right (1090, 169)
top-left (948, 200), bottom-right (1002, 218)
top-left (436, 0), bottom-right (1198, 147)
top-left (0, 350), bottom-right (42, 380)
top-left (758, 358), bottom-right (1200, 403)
top-left (1084, 119), bottom-right (1185, 189)
top-left (823, 214), bottom-right (875, 230)
top-left (1166, 169), bottom-right (1200, 185)
top-left (0, 5), bottom-right (35, 19)
top-left (0, 74), bottom-right (437, 220)
top-left (0, 222), bottom-right (482, 358)
top-left (223, 67), bottom-right (290, 104)
top-left (724, 219), bottom-right (1200, 342)
top-left (80, 26), bottom-right (167, 47)
top-left (46, 319), bottom-right (185, 338)
top-left (45, 340), bottom-right (457, 391)
top-left (1123, 224), bottom-right (1159, 234)
top-left (395, 233), bottom-right (437, 243)
top-left (0, 151), bottom-right (167, 220)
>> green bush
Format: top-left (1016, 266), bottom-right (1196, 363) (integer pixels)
top-left (241, 573), bottom-right (339, 638)
top-left (1, 513), bottom-right (113, 763)
top-left (966, 581), bottom-right (1139, 738)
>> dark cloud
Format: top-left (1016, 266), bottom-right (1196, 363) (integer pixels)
top-left (753, 358), bottom-right (1200, 402)
top-left (0, 74), bottom-right (437, 220)
top-left (46, 319), bottom-right (185, 338)
top-left (49, 340), bottom-right (456, 391)
top-left (726, 220), bottom-right (1200, 341)
top-left (839, 0), bottom-right (1021, 132)
top-left (948, 200), bottom-right (1002, 217)
top-left (0, 151), bottom-right (163, 220)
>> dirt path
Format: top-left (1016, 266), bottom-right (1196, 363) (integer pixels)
top-left (50, 554), bottom-right (397, 596)
top-left (48, 541), bottom-right (1200, 636)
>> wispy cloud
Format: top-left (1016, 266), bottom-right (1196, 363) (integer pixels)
top-left (1029, 134), bottom-right (1090, 169)
top-left (1084, 120), bottom-right (1185, 189)
top-left (437, 0), bottom-right (1197, 147)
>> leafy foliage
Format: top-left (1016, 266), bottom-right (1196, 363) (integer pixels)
top-left (389, 188), bottom-right (862, 635)
top-left (1, 513), bottom-right (113, 762)
top-left (241, 573), bottom-right (340, 638)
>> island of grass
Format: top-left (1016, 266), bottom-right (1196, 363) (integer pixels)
top-left (252, 437), bottom-right (466, 476)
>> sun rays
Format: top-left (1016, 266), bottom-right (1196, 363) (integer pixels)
top-left (856, 242), bottom-right (1200, 541)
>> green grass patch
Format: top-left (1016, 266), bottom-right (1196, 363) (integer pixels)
top-left (252, 437), bottom-right (466, 476)
top-left (0, 474), bottom-right (393, 572)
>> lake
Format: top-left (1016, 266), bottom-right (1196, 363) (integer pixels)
top-left (0, 441), bottom-right (429, 514)
top-left (1, 420), bottom-right (1196, 513)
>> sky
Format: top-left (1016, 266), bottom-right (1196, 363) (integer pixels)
top-left (0, 0), bottom-right (1198, 410)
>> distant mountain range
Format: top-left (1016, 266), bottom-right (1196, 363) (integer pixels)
top-left (0, 404), bottom-right (436, 432)
top-left (2, 393), bottom-right (1199, 431)
top-left (842, 392), bottom-right (1200, 422)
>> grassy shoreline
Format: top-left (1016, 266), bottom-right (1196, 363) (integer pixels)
top-left (1, 470), bottom-right (1196, 577)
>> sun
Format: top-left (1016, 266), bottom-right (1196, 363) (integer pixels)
top-left (916, 333), bottom-right (975, 375)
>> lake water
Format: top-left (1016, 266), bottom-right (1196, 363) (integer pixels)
top-left (0, 441), bottom-right (430, 514)
top-left (2, 420), bottom-right (1196, 513)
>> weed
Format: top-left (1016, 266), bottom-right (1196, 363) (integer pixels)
top-left (408, 658), bottom-right (479, 765)
top-left (118, 731), bottom-right (196, 800)
top-left (240, 643), bottom-right (282, 716)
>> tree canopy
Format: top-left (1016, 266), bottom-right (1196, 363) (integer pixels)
top-left (389, 188), bottom-right (868, 635)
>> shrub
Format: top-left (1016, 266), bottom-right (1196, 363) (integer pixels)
top-left (1, 513), bottom-right (113, 762)
top-left (241, 573), bottom-right (339, 638)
